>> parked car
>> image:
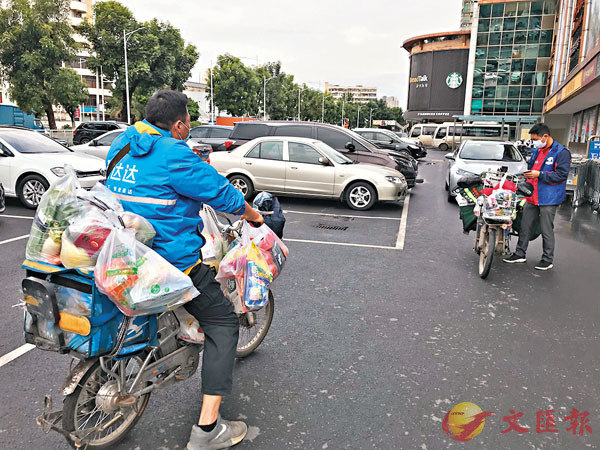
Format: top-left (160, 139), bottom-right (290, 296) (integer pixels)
top-left (444, 140), bottom-right (527, 202)
top-left (226, 121), bottom-right (420, 188)
top-left (0, 182), bottom-right (5, 213)
top-left (0, 126), bottom-right (106, 208)
top-left (189, 125), bottom-right (233, 151)
top-left (72, 121), bottom-right (128, 145)
top-left (210, 136), bottom-right (407, 211)
top-left (408, 123), bottom-right (439, 147)
top-left (70, 129), bottom-right (124, 160)
top-left (353, 127), bottom-right (427, 159)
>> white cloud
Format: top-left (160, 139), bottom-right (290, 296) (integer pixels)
top-left (115, 0), bottom-right (463, 107)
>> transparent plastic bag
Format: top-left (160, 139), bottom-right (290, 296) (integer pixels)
top-left (199, 205), bottom-right (225, 264)
top-left (174, 307), bottom-right (205, 344)
top-left (120, 211), bottom-right (156, 246)
top-left (240, 221), bottom-right (289, 280)
top-left (61, 206), bottom-right (116, 269)
top-left (25, 166), bottom-right (83, 265)
top-left (95, 228), bottom-right (199, 316)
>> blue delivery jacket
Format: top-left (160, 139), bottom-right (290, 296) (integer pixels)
top-left (105, 120), bottom-right (246, 270)
top-left (527, 140), bottom-right (571, 206)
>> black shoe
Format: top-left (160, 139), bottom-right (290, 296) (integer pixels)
top-left (535, 260), bottom-right (553, 271)
top-left (503, 253), bottom-right (526, 263)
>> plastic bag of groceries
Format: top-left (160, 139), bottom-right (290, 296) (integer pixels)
top-left (252, 192), bottom-right (285, 238)
top-left (240, 221), bottom-right (289, 280)
top-left (199, 205), bottom-right (226, 265)
top-left (26, 166), bottom-right (83, 265)
top-left (95, 228), bottom-right (199, 316)
top-left (216, 227), bottom-right (274, 312)
top-left (174, 307), bottom-right (205, 344)
top-left (120, 211), bottom-right (156, 246)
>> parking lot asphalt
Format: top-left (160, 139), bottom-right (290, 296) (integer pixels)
top-left (1, 153), bottom-right (599, 449)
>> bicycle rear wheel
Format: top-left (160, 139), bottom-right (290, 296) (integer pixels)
top-left (237, 291), bottom-right (274, 358)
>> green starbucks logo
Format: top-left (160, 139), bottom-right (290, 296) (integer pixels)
top-left (446, 72), bottom-right (463, 89)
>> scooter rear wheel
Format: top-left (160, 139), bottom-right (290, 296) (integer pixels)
top-left (62, 357), bottom-right (150, 449)
top-left (236, 291), bottom-right (274, 358)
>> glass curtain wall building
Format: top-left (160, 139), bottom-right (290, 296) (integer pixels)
top-left (470, 0), bottom-right (557, 116)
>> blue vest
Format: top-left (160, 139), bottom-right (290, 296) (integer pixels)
top-left (528, 140), bottom-right (571, 206)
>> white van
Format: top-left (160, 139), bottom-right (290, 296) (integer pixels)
top-left (432, 122), bottom-right (511, 151)
top-left (409, 123), bottom-right (439, 147)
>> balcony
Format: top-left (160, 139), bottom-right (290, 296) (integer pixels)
top-left (70, 1), bottom-right (88, 14)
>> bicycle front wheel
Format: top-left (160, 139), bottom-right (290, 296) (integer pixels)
top-left (237, 291), bottom-right (274, 358)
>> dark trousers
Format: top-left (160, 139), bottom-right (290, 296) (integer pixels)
top-left (515, 202), bottom-right (558, 263)
top-left (184, 263), bottom-right (239, 396)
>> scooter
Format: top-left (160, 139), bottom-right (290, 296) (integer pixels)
top-left (27, 210), bottom-right (273, 448)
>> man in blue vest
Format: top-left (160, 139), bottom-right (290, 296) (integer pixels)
top-left (106, 89), bottom-right (264, 449)
top-left (504, 123), bottom-right (571, 270)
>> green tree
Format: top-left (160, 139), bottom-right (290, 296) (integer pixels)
top-left (210, 55), bottom-right (260, 117)
top-left (53, 68), bottom-right (88, 128)
top-left (0, 0), bottom-right (81, 129)
top-left (187, 99), bottom-right (200, 121)
top-left (79, 1), bottom-right (198, 123)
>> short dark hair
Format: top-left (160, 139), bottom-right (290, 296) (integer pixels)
top-left (529, 123), bottom-right (551, 136)
top-left (145, 89), bottom-right (189, 130)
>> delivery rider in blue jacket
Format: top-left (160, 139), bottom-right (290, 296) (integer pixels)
top-left (504, 123), bottom-right (571, 271)
top-left (106, 89), bottom-right (263, 449)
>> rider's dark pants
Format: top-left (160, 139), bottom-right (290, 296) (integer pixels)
top-left (184, 263), bottom-right (239, 396)
top-left (515, 202), bottom-right (558, 263)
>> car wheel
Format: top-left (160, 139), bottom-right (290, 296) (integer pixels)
top-left (228, 174), bottom-right (254, 200)
top-left (80, 137), bottom-right (91, 144)
top-left (346, 182), bottom-right (376, 211)
top-left (17, 174), bottom-right (49, 209)
top-left (445, 180), bottom-right (449, 191)
top-left (447, 189), bottom-right (454, 203)
top-left (439, 143), bottom-right (449, 151)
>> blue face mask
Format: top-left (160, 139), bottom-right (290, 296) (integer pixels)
top-left (176, 121), bottom-right (190, 142)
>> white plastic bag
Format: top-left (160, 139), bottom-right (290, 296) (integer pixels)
top-left (174, 307), bottom-right (205, 344)
top-left (95, 228), bottom-right (199, 316)
top-left (240, 222), bottom-right (289, 280)
top-left (199, 205), bottom-right (225, 264)
top-left (120, 211), bottom-right (156, 246)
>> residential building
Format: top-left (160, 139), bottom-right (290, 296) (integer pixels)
top-left (324, 82), bottom-right (377, 103)
top-left (465, 0), bottom-right (558, 117)
top-left (183, 81), bottom-right (211, 122)
top-left (382, 95), bottom-right (400, 108)
top-left (402, 30), bottom-right (471, 122)
top-left (543, 0), bottom-right (600, 155)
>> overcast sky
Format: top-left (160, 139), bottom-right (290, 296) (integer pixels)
top-left (118, 0), bottom-right (463, 107)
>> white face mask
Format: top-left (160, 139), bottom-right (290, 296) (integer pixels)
top-left (532, 136), bottom-right (548, 149)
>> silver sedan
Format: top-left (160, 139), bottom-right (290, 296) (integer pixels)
top-left (210, 136), bottom-right (408, 211)
top-left (444, 140), bottom-right (528, 202)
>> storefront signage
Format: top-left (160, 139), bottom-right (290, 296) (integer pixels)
top-left (582, 56), bottom-right (598, 86)
top-left (446, 72), bottom-right (463, 89)
top-left (562, 71), bottom-right (583, 99)
top-left (589, 140), bottom-right (600, 160)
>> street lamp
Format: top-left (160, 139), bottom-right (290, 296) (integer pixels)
top-left (341, 92), bottom-right (346, 126)
top-left (369, 108), bottom-right (375, 127)
top-left (263, 76), bottom-right (276, 120)
top-left (297, 86), bottom-right (307, 121)
top-left (123, 26), bottom-right (145, 124)
top-left (357, 104), bottom-right (361, 128)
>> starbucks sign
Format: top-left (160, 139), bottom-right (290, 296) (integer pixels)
top-left (446, 72), bottom-right (463, 89)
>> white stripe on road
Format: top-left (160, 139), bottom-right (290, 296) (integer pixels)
top-left (283, 210), bottom-right (401, 221)
top-left (285, 238), bottom-right (398, 250)
top-left (0, 344), bottom-right (35, 368)
top-left (395, 193), bottom-right (411, 250)
top-left (0, 234), bottom-right (29, 245)
top-left (0, 215), bottom-right (34, 220)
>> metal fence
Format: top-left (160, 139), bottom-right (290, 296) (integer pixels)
top-left (573, 159), bottom-right (600, 211)
top-left (47, 129), bottom-right (74, 146)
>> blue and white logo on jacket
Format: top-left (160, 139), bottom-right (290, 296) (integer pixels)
top-left (545, 156), bottom-right (554, 165)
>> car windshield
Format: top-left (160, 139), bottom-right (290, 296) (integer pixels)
top-left (344, 129), bottom-right (375, 152)
top-left (460, 142), bottom-right (522, 162)
top-left (0, 129), bottom-right (70, 153)
top-left (313, 141), bottom-right (354, 164)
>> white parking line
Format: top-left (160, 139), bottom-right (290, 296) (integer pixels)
top-left (395, 193), bottom-right (411, 250)
top-left (0, 234), bottom-right (30, 245)
top-left (0, 344), bottom-right (35, 368)
top-left (1, 215), bottom-right (34, 220)
top-left (285, 238), bottom-right (397, 250)
top-left (283, 210), bottom-right (401, 221)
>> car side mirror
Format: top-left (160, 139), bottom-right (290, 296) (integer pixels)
top-left (445, 153), bottom-right (455, 161)
top-left (345, 142), bottom-right (355, 152)
top-left (389, 139), bottom-right (395, 144)
top-left (318, 156), bottom-right (330, 166)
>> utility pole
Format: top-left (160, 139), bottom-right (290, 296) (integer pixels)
top-left (357, 104), bottom-right (361, 128)
top-left (210, 61), bottom-right (215, 124)
top-left (321, 92), bottom-right (325, 123)
top-left (369, 108), bottom-right (375, 127)
top-left (100, 65), bottom-right (105, 121)
top-left (95, 70), bottom-right (100, 120)
top-left (341, 92), bottom-right (346, 126)
top-left (123, 27), bottom-right (145, 124)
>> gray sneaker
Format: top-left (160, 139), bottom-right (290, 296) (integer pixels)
top-left (187, 415), bottom-right (248, 450)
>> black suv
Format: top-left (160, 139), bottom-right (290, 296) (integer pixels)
top-left (228, 121), bottom-right (420, 188)
top-left (189, 125), bottom-right (233, 151)
top-left (73, 121), bottom-right (127, 145)
top-left (353, 128), bottom-right (427, 159)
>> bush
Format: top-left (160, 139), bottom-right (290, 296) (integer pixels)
top-left (62, 124), bottom-right (73, 129)
top-left (190, 121), bottom-right (202, 128)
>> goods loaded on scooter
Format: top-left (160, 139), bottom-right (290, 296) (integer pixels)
top-left (454, 168), bottom-right (536, 278)
top-left (22, 166), bottom-right (288, 448)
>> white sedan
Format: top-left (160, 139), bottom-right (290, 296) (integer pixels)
top-left (210, 136), bottom-right (407, 211)
top-left (0, 127), bottom-right (106, 208)
top-left (70, 129), bottom-right (124, 160)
